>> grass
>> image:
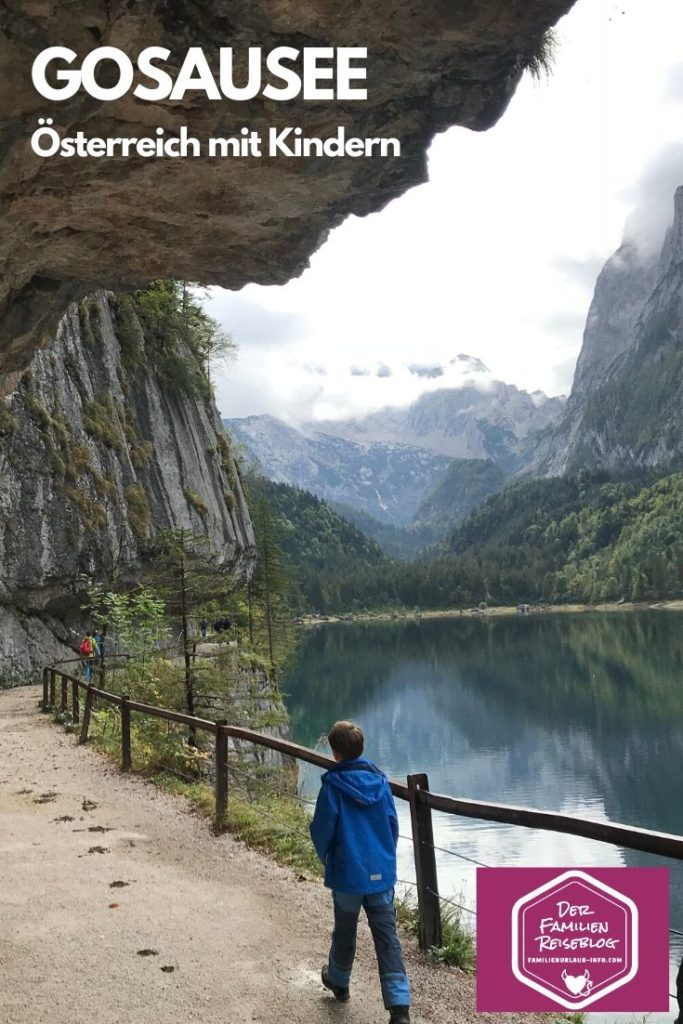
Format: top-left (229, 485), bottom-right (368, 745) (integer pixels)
top-left (0, 403), bottom-right (17, 433)
top-left (395, 889), bottom-right (476, 971)
top-left (185, 490), bottom-right (209, 518)
top-left (83, 396), bottom-right (125, 451)
top-left (124, 484), bottom-right (151, 539)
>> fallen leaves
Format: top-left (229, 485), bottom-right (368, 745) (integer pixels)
top-left (34, 791), bottom-right (58, 804)
top-left (82, 798), bottom-right (98, 811)
top-left (137, 949), bottom-right (158, 957)
top-left (87, 845), bottom-right (109, 855)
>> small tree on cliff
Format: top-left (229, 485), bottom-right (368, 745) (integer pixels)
top-left (148, 528), bottom-right (231, 730)
top-left (248, 498), bottom-right (291, 674)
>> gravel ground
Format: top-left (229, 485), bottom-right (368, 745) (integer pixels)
top-left (0, 686), bottom-right (551, 1024)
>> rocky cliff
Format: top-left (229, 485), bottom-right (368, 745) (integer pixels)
top-left (226, 360), bottom-right (563, 525)
top-left (312, 356), bottom-right (564, 469)
top-left (0, 291), bottom-right (254, 681)
top-left (0, 0), bottom-right (574, 377)
top-left (530, 186), bottom-right (683, 475)
top-left (226, 414), bottom-right (453, 526)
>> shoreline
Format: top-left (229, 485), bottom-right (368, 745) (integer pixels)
top-left (296, 599), bottom-right (683, 627)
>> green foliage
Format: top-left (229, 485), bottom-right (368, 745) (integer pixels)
top-left (78, 299), bottom-right (102, 348)
top-left (185, 489), bottom-right (209, 518)
top-left (394, 890), bottom-right (475, 970)
top-left (126, 280), bottom-right (232, 399)
top-left (124, 484), bottom-right (151, 539)
top-left (413, 458), bottom-right (506, 532)
top-left (248, 494), bottom-right (293, 672)
top-left (27, 396), bottom-right (70, 444)
top-left (0, 402), bottom-right (17, 433)
top-left (83, 395), bottom-right (125, 451)
top-left (246, 475), bottom-right (386, 614)
top-left (318, 467), bottom-right (683, 612)
top-left (430, 902), bottom-right (476, 971)
top-left (65, 485), bottom-right (107, 532)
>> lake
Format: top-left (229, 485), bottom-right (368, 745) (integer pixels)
top-left (281, 611), bottom-right (683, 1019)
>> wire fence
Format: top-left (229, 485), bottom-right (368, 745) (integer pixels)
top-left (42, 657), bottom-right (683, 1006)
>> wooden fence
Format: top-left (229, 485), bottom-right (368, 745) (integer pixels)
top-left (41, 659), bottom-right (683, 952)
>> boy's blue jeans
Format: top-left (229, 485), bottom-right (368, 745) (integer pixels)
top-left (327, 888), bottom-right (410, 1008)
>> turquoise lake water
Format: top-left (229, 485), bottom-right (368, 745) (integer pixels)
top-left (282, 611), bottom-right (683, 1019)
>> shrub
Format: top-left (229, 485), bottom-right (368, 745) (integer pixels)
top-left (83, 396), bottom-right (125, 451)
top-left (125, 484), bottom-right (151, 539)
top-left (131, 440), bottom-right (154, 468)
top-left (185, 489), bottom-right (209, 518)
top-left (0, 403), bottom-right (17, 433)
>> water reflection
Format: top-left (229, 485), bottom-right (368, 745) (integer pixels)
top-left (283, 611), bottom-right (683, 1018)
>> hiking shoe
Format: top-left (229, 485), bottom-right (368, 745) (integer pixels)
top-left (389, 1007), bottom-right (411, 1024)
top-left (321, 965), bottom-right (350, 1002)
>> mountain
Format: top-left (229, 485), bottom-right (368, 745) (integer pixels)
top-left (225, 359), bottom-right (563, 532)
top-left (0, 289), bottom-right (253, 681)
top-left (310, 355), bottom-right (564, 469)
top-left (412, 458), bottom-right (507, 530)
top-left (305, 466), bottom-right (683, 614)
top-left (245, 476), bottom-right (386, 613)
top-left (225, 414), bottom-right (453, 527)
top-left (531, 186), bottom-right (683, 476)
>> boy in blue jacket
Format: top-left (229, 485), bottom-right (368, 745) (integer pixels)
top-left (310, 720), bottom-right (411, 1024)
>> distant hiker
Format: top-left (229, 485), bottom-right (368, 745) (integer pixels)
top-left (200, 618), bottom-right (208, 639)
top-left (79, 631), bottom-right (95, 682)
top-left (93, 631), bottom-right (104, 658)
top-left (310, 721), bottom-right (411, 1024)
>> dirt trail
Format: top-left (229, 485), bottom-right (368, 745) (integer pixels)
top-left (0, 686), bottom-right (521, 1024)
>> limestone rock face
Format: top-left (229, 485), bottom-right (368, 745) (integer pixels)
top-left (529, 187), bottom-right (683, 476)
top-left (0, 291), bottom-right (254, 680)
top-left (0, 0), bottom-right (573, 380)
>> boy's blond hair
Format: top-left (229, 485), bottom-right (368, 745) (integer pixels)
top-left (328, 720), bottom-right (364, 760)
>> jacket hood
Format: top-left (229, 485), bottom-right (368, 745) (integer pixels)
top-left (323, 757), bottom-right (389, 806)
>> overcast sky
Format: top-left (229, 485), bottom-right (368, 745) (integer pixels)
top-left (208, 0), bottom-right (683, 424)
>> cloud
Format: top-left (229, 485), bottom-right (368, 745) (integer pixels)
top-left (664, 63), bottom-right (683, 103)
top-left (622, 143), bottom-right (683, 253)
top-left (350, 365), bottom-right (370, 376)
top-left (204, 291), bottom-right (307, 348)
top-left (551, 253), bottom-right (605, 290)
top-left (301, 363), bottom-right (327, 376)
top-left (408, 363), bottom-right (444, 378)
top-left (376, 363), bottom-right (392, 378)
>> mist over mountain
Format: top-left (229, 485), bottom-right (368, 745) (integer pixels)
top-left (226, 359), bottom-right (564, 532)
top-left (530, 186), bottom-right (683, 476)
top-left (309, 354), bottom-right (564, 469)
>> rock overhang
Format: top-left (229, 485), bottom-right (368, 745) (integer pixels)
top-left (0, 0), bottom-right (575, 385)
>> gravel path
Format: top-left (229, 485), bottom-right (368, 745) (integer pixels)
top-left (0, 686), bottom-right (544, 1024)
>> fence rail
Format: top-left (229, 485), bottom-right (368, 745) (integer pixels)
top-left (40, 658), bottom-right (683, 957)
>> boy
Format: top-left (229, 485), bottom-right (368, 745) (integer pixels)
top-left (310, 720), bottom-right (411, 1024)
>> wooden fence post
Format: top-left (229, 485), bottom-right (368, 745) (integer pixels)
top-left (407, 772), bottom-right (442, 950)
top-left (41, 667), bottom-right (49, 711)
top-left (72, 680), bottom-right (80, 724)
top-left (215, 720), bottom-right (228, 829)
top-left (49, 669), bottom-right (56, 709)
top-left (60, 674), bottom-right (68, 713)
top-left (121, 695), bottom-right (131, 771)
top-left (79, 686), bottom-right (94, 744)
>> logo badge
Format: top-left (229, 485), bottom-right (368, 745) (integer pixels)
top-left (511, 870), bottom-right (636, 1009)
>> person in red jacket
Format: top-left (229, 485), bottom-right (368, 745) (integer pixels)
top-left (310, 720), bottom-right (411, 1024)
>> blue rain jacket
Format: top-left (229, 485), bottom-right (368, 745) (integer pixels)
top-left (310, 756), bottom-right (399, 894)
